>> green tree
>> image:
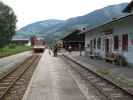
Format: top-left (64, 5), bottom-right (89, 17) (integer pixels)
top-left (0, 2), bottom-right (17, 47)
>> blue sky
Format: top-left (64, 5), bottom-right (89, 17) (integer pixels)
top-left (1, 0), bottom-right (131, 29)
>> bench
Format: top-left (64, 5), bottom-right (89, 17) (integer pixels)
top-left (105, 57), bottom-right (116, 63)
top-left (89, 52), bottom-right (100, 59)
top-left (105, 53), bottom-right (119, 64)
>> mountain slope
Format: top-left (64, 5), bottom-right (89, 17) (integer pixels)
top-left (16, 20), bottom-right (65, 37)
top-left (16, 3), bottom-right (128, 44)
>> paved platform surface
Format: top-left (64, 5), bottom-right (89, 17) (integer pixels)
top-left (63, 51), bottom-right (133, 95)
top-left (22, 50), bottom-right (86, 100)
top-left (0, 51), bottom-right (32, 77)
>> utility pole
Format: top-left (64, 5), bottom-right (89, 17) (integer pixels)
top-left (79, 43), bottom-right (82, 56)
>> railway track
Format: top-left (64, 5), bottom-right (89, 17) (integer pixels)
top-left (0, 54), bottom-right (41, 100)
top-left (62, 55), bottom-right (133, 100)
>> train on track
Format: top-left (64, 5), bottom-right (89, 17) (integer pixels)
top-left (31, 36), bottom-right (46, 53)
top-left (33, 45), bottom-right (45, 53)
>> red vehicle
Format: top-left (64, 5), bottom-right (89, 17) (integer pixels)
top-left (31, 36), bottom-right (45, 53)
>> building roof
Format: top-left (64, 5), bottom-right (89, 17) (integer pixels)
top-left (82, 13), bottom-right (133, 34)
top-left (12, 38), bottom-right (29, 41)
top-left (123, 0), bottom-right (133, 13)
top-left (61, 29), bottom-right (81, 40)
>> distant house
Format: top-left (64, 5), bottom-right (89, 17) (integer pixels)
top-left (84, 1), bottom-right (133, 66)
top-left (11, 38), bottom-right (30, 46)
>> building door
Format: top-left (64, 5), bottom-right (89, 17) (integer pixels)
top-left (105, 38), bottom-right (109, 55)
top-left (90, 40), bottom-right (93, 55)
top-left (122, 34), bottom-right (128, 51)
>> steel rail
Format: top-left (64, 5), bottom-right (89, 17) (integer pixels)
top-left (0, 55), bottom-right (39, 100)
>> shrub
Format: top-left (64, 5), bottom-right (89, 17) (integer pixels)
top-left (8, 43), bottom-right (16, 48)
top-left (96, 68), bottom-right (110, 75)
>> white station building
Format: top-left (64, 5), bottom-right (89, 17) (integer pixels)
top-left (84, 1), bottom-right (133, 66)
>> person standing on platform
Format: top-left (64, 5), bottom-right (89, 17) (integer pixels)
top-left (48, 47), bottom-right (52, 55)
top-left (53, 44), bottom-right (58, 57)
top-left (79, 44), bottom-right (82, 56)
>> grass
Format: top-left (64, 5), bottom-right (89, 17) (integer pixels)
top-left (0, 44), bottom-right (32, 58)
top-left (96, 68), bottom-right (110, 75)
top-left (114, 74), bottom-right (133, 86)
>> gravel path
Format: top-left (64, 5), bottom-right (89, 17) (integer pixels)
top-left (0, 51), bottom-right (32, 77)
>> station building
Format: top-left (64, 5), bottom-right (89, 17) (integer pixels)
top-left (61, 29), bottom-right (85, 51)
top-left (84, 1), bottom-right (133, 66)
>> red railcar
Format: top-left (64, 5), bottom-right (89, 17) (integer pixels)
top-left (31, 36), bottom-right (45, 53)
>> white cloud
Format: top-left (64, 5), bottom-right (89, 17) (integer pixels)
top-left (0, 0), bottom-right (131, 29)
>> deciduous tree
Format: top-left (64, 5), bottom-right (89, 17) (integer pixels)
top-left (0, 2), bottom-right (17, 47)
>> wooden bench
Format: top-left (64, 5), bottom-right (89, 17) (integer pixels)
top-left (105, 53), bottom-right (119, 64)
top-left (105, 57), bottom-right (116, 63)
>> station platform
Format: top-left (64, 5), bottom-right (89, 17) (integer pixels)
top-left (22, 49), bottom-right (86, 100)
top-left (63, 51), bottom-right (133, 96)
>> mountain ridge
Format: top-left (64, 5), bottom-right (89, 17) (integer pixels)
top-left (16, 3), bottom-right (128, 44)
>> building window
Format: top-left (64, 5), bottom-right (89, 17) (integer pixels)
top-left (114, 35), bottom-right (119, 50)
top-left (90, 40), bottom-right (93, 49)
top-left (122, 34), bottom-right (128, 51)
top-left (97, 38), bottom-right (101, 49)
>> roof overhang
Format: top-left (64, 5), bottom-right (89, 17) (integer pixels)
top-left (123, 0), bottom-right (133, 13)
top-left (82, 13), bottom-right (133, 35)
top-left (12, 39), bottom-right (29, 41)
top-left (60, 29), bottom-right (81, 40)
